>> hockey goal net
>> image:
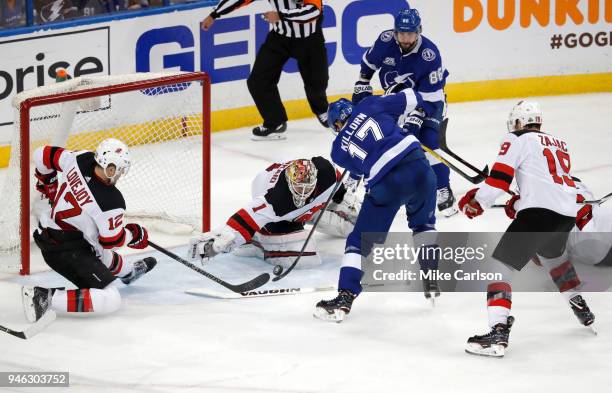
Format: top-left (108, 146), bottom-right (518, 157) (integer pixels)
top-left (0, 72), bottom-right (211, 275)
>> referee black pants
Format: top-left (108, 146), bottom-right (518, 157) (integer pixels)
top-left (247, 30), bottom-right (329, 128)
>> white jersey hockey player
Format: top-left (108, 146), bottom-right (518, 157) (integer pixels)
top-left (458, 100), bottom-right (595, 357)
top-left (22, 139), bottom-right (157, 323)
top-left (188, 157), bottom-right (360, 268)
top-left (568, 185), bottom-right (612, 266)
top-left (529, 183), bottom-right (612, 267)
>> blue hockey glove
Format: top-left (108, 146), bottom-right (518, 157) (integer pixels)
top-left (352, 81), bottom-right (373, 104)
top-left (402, 108), bottom-right (426, 137)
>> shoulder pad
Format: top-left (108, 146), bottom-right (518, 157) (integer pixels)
top-left (378, 30), bottom-right (395, 43)
top-left (76, 152), bottom-right (97, 177)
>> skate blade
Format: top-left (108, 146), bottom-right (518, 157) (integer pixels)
top-left (251, 134), bottom-right (287, 141)
top-left (21, 286), bottom-right (36, 323)
top-left (588, 324), bottom-right (598, 335)
top-left (313, 307), bottom-right (346, 323)
top-left (465, 343), bottom-right (506, 358)
top-left (424, 292), bottom-right (440, 307)
top-left (440, 206), bottom-right (459, 218)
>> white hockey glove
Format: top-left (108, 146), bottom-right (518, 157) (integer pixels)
top-left (187, 226), bottom-right (236, 264)
top-left (343, 176), bottom-right (360, 194)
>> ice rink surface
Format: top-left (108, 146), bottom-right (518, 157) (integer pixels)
top-left (1, 93), bottom-right (611, 393)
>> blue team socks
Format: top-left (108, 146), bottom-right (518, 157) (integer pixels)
top-left (338, 266), bottom-right (365, 296)
top-left (432, 162), bottom-right (450, 189)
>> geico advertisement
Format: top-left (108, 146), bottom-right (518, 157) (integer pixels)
top-left (130, 0), bottom-right (410, 104)
top-left (1, 0), bottom-right (610, 141)
top-left (0, 0), bottom-right (409, 141)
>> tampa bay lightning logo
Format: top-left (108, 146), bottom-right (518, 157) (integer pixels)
top-left (383, 72), bottom-right (416, 90)
top-left (422, 48), bottom-right (436, 62)
top-left (380, 31), bottom-right (394, 42)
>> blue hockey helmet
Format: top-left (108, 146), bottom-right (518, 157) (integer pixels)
top-left (395, 8), bottom-right (422, 33)
top-left (327, 98), bottom-right (353, 132)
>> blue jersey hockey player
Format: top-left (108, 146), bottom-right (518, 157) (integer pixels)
top-left (313, 91), bottom-right (440, 322)
top-left (352, 8), bottom-right (457, 217)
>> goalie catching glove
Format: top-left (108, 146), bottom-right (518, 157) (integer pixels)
top-left (188, 226), bottom-right (236, 263)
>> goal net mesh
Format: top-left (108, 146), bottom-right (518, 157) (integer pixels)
top-left (0, 72), bottom-right (209, 274)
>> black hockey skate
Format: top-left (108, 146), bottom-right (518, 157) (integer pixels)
top-left (313, 290), bottom-right (357, 323)
top-left (465, 316), bottom-right (515, 358)
top-left (251, 122), bottom-right (287, 141)
top-left (21, 286), bottom-right (52, 323)
top-left (423, 276), bottom-right (440, 306)
top-left (437, 186), bottom-right (458, 217)
top-left (569, 295), bottom-right (596, 331)
top-left (121, 257), bottom-right (157, 285)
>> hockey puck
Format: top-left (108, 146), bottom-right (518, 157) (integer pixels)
top-left (273, 265), bottom-right (283, 276)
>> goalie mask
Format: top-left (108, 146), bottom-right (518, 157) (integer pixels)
top-left (507, 100), bottom-right (542, 132)
top-left (94, 138), bottom-right (131, 185)
top-left (285, 159), bottom-right (318, 208)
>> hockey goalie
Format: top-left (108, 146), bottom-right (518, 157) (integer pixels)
top-left (187, 157), bottom-right (361, 268)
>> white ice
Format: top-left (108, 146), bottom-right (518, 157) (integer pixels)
top-left (0, 93), bottom-right (611, 393)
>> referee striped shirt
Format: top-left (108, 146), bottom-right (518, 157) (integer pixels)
top-left (210, 0), bottom-right (323, 38)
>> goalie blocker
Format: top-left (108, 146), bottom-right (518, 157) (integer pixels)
top-left (188, 157), bottom-right (361, 268)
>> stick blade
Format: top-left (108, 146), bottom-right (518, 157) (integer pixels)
top-left (227, 273), bottom-right (270, 293)
top-left (23, 310), bottom-right (56, 339)
top-left (186, 286), bottom-right (335, 299)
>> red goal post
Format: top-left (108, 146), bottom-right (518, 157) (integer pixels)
top-left (0, 72), bottom-right (211, 275)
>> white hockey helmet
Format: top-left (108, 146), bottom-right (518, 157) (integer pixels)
top-left (94, 138), bottom-right (131, 185)
top-left (285, 159), bottom-right (318, 208)
top-left (507, 100), bottom-right (543, 132)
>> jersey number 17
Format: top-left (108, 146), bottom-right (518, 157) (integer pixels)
top-left (348, 118), bottom-right (384, 161)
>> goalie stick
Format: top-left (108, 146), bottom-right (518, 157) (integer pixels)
top-left (0, 310), bottom-right (56, 340)
top-left (148, 241), bottom-right (270, 293)
top-left (492, 192), bottom-right (612, 209)
top-left (185, 285), bottom-right (335, 299)
top-left (272, 169), bottom-right (349, 282)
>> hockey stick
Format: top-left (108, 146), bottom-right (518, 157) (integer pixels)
top-left (421, 144), bottom-right (486, 184)
top-left (272, 169), bottom-right (349, 282)
top-left (589, 192), bottom-right (612, 206)
top-left (185, 285), bottom-right (335, 299)
top-left (0, 310), bottom-right (56, 340)
top-left (148, 241), bottom-right (270, 293)
top-left (491, 192), bottom-right (612, 209)
top-left (438, 118), bottom-right (490, 177)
